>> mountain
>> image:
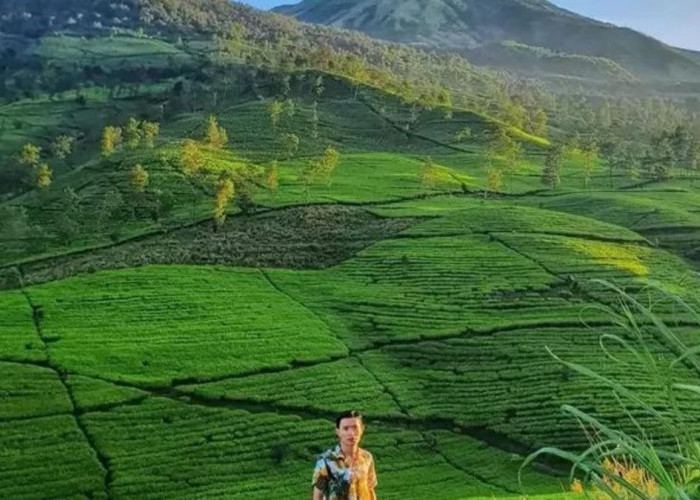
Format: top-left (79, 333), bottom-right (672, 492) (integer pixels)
top-left (274, 0), bottom-right (700, 83)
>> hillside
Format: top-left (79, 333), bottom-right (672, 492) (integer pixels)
top-left (1, 1), bottom-right (700, 499)
top-left (274, 0), bottom-right (700, 83)
top-left (465, 41), bottom-right (638, 84)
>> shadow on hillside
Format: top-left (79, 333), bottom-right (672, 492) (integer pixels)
top-left (1, 205), bottom-right (421, 289)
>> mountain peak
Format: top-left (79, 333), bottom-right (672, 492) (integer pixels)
top-left (274, 0), bottom-right (700, 82)
top-left (274, 0), bottom-right (600, 48)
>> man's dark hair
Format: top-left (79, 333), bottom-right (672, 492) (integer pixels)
top-left (335, 410), bottom-right (364, 428)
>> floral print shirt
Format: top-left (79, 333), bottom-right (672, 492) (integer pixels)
top-left (312, 445), bottom-right (377, 500)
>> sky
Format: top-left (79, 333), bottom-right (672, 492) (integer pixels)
top-left (242, 0), bottom-right (700, 52)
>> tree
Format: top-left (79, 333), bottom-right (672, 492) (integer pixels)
top-left (0, 205), bottom-right (29, 244)
top-left (267, 160), bottom-right (279, 191)
top-left (216, 22), bottom-right (246, 62)
top-left (214, 177), bottom-right (235, 227)
top-left (564, 140), bottom-right (599, 188)
top-left (312, 75), bottom-right (325, 98)
top-left (205, 115), bottom-right (228, 149)
top-left (669, 125), bottom-right (692, 165)
top-left (486, 167), bottom-right (503, 195)
top-left (420, 158), bottom-right (441, 189)
top-left (530, 108), bottom-right (548, 137)
top-left (454, 127), bottom-right (472, 143)
top-left (319, 146), bottom-right (340, 185)
top-left (54, 188), bottom-right (82, 243)
top-left (580, 144), bottom-right (599, 189)
top-left (36, 163), bottom-right (52, 189)
top-left (597, 101), bottom-right (613, 130)
top-left (299, 161), bottom-right (317, 198)
top-left (689, 142), bottom-right (700, 174)
top-left (601, 140), bottom-right (630, 188)
top-left (101, 126), bottom-right (122, 157)
top-left (50, 135), bottom-right (75, 160)
top-left (96, 188), bottom-right (124, 233)
top-left (541, 145), bottom-right (562, 189)
top-left (130, 164), bottom-right (149, 193)
top-left (281, 133), bottom-right (300, 159)
top-left (141, 121), bottom-right (160, 148)
top-left (269, 100), bottom-right (283, 130)
top-left (181, 139), bottom-right (205, 174)
top-left (20, 143), bottom-right (41, 167)
top-left (298, 146), bottom-right (340, 196)
top-left (626, 155), bottom-right (642, 182)
top-left (284, 98), bottom-right (296, 119)
top-left (153, 189), bottom-right (176, 222)
top-left (486, 129), bottom-right (524, 190)
top-left (644, 132), bottom-right (675, 181)
top-left (311, 101), bottom-right (320, 139)
top-left (501, 133), bottom-right (524, 182)
top-left (124, 117), bottom-right (142, 150)
top-left (502, 100), bottom-right (528, 130)
top-left (299, 146), bottom-right (340, 191)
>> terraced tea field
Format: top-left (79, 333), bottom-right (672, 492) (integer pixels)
top-left (25, 266), bottom-right (347, 385)
top-left (3, 191), bottom-right (700, 498)
top-left (2, 29), bottom-right (700, 499)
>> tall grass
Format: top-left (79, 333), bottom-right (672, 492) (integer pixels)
top-left (521, 280), bottom-right (700, 499)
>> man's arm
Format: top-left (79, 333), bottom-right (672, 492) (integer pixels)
top-left (368, 453), bottom-right (377, 500)
top-left (311, 457), bottom-right (328, 500)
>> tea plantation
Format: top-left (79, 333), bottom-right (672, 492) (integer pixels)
top-left (1, 29), bottom-right (700, 500)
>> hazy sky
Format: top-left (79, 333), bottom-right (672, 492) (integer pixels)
top-left (242, 0), bottom-right (700, 52)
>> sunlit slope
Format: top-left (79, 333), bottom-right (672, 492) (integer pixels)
top-left (525, 185), bottom-right (700, 264)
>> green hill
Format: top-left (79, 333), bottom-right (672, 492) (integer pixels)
top-left (465, 41), bottom-right (638, 84)
top-left (1, 1), bottom-right (700, 499)
top-left (275, 0), bottom-right (700, 84)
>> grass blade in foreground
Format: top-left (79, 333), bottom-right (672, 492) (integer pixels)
top-left (521, 280), bottom-right (700, 499)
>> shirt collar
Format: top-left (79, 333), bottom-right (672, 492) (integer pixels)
top-left (333, 444), bottom-right (362, 460)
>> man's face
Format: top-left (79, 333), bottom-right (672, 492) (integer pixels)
top-left (335, 417), bottom-right (364, 449)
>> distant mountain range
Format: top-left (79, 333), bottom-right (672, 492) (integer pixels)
top-left (274, 0), bottom-right (700, 84)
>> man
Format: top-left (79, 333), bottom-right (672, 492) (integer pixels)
top-left (312, 410), bottom-right (377, 500)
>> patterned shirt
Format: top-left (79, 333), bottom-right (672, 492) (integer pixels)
top-left (312, 445), bottom-right (377, 500)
